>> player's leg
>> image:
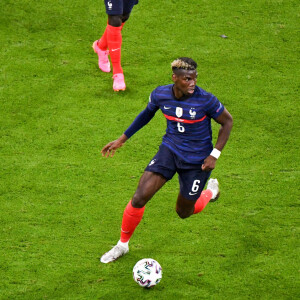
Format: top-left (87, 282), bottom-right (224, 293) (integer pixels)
top-left (93, 0), bottom-right (129, 74)
top-left (193, 179), bottom-right (220, 213)
top-left (106, 15), bottom-right (125, 91)
top-left (100, 144), bottom-right (175, 263)
top-left (119, 149), bottom-right (174, 240)
top-left (121, 0), bottom-right (138, 24)
top-left (96, 14), bottom-right (125, 50)
top-left (93, 25), bottom-right (111, 72)
top-left (121, 12), bottom-right (130, 24)
top-left (107, 0), bottom-right (138, 90)
top-left (175, 184), bottom-right (219, 219)
top-left (120, 171), bottom-right (167, 242)
top-left (93, 0), bottom-right (124, 73)
top-left (119, 145), bottom-right (175, 243)
top-left (176, 168), bottom-right (219, 218)
top-left (176, 193), bottom-right (197, 219)
top-left (100, 172), bottom-right (167, 263)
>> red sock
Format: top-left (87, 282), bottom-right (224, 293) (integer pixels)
top-left (120, 200), bottom-right (145, 243)
top-left (97, 22), bottom-right (124, 50)
top-left (97, 26), bottom-right (108, 51)
top-left (107, 24), bottom-right (123, 74)
top-left (193, 190), bottom-right (213, 214)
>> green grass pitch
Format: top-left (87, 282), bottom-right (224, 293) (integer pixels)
top-left (0, 0), bottom-right (299, 298)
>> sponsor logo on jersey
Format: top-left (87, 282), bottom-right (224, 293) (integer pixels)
top-left (164, 106), bottom-right (171, 109)
top-left (189, 108), bottom-right (196, 119)
top-left (176, 107), bottom-right (183, 118)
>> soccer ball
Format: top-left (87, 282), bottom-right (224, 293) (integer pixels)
top-left (132, 258), bottom-right (162, 288)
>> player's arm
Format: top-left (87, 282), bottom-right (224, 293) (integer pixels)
top-left (213, 108), bottom-right (233, 152)
top-left (202, 108), bottom-right (233, 171)
top-left (101, 106), bottom-right (157, 158)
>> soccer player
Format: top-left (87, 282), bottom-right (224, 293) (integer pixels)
top-left (100, 57), bottom-right (233, 263)
top-left (92, 0), bottom-right (138, 91)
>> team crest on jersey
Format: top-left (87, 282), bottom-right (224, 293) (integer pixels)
top-left (176, 107), bottom-right (183, 118)
top-left (108, 0), bottom-right (112, 10)
top-left (189, 108), bottom-right (196, 119)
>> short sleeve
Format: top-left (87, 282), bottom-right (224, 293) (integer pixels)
top-left (206, 95), bottom-right (224, 119)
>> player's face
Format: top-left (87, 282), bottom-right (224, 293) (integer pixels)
top-left (172, 70), bottom-right (198, 98)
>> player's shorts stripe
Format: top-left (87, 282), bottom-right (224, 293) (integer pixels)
top-left (163, 114), bottom-right (207, 124)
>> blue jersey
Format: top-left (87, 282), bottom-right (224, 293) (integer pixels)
top-left (147, 84), bottom-right (224, 164)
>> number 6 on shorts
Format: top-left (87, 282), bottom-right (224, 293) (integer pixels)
top-left (191, 179), bottom-right (201, 192)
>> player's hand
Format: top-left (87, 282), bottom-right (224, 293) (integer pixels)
top-left (201, 155), bottom-right (217, 172)
top-left (101, 134), bottom-right (128, 158)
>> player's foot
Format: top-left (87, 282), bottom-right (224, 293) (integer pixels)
top-left (113, 73), bottom-right (126, 91)
top-left (92, 40), bottom-right (111, 73)
top-left (207, 178), bottom-right (220, 202)
top-left (100, 241), bottom-right (129, 263)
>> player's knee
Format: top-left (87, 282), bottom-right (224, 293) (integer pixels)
top-left (108, 15), bottom-right (123, 27)
top-left (132, 191), bottom-right (149, 208)
top-left (121, 13), bottom-right (130, 23)
top-left (176, 208), bottom-right (192, 219)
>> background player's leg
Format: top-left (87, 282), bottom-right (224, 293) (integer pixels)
top-left (106, 16), bottom-right (125, 91)
top-left (107, 15), bottom-right (123, 76)
top-left (106, 12), bottom-right (134, 91)
top-left (107, 23), bottom-right (123, 75)
top-left (93, 25), bottom-right (111, 72)
top-left (97, 25), bottom-right (108, 50)
top-left (121, 12), bottom-right (130, 24)
top-left (118, 13), bottom-right (129, 31)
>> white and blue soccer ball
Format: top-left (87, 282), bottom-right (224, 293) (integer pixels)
top-left (133, 258), bottom-right (162, 288)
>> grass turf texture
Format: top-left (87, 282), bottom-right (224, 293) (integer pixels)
top-left (0, 0), bottom-right (299, 298)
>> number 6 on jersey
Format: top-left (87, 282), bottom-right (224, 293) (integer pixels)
top-left (177, 122), bottom-right (185, 133)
